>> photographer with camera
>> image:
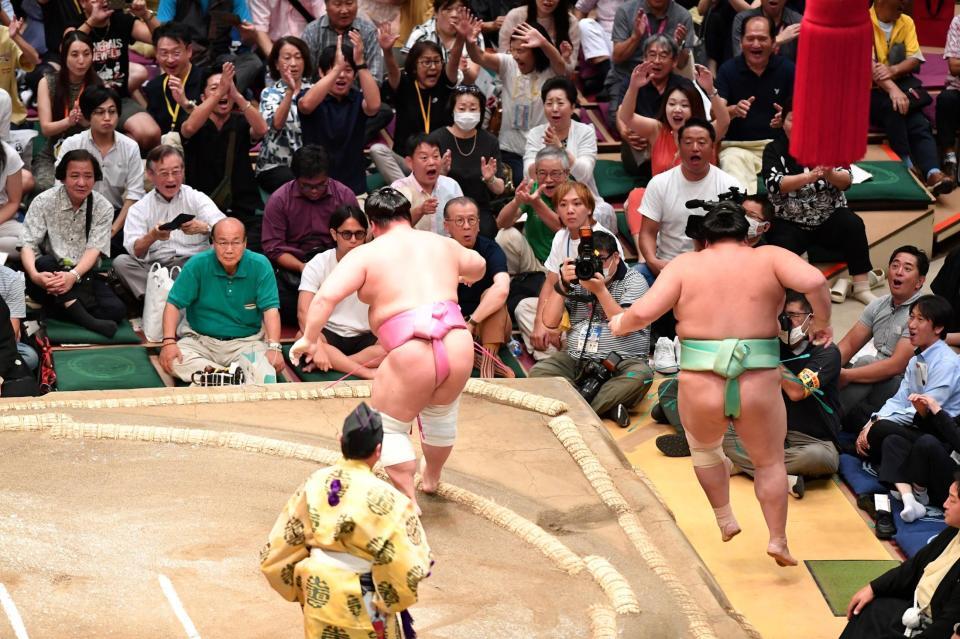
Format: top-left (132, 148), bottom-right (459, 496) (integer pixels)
top-left (530, 228), bottom-right (652, 428)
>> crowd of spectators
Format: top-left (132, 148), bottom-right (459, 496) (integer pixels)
top-left (0, 0), bottom-right (956, 631)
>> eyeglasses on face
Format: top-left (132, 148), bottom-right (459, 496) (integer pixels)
top-left (335, 229), bottom-right (366, 240)
top-left (445, 216), bottom-right (479, 228)
top-left (298, 180), bottom-right (329, 193)
top-left (535, 170), bottom-right (566, 179)
top-left (92, 107), bottom-right (118, 117)
top-left (417, 58), bottom-right (443, 68)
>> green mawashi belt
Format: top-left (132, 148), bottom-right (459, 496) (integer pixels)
top-left (679, 338), bottom-right (781, 419)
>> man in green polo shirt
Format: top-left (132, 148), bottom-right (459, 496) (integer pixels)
top-left (159, 218), bottom-right (284, 385)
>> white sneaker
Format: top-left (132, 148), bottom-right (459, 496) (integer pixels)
top-left (653, 337), bottom-right (679, 374)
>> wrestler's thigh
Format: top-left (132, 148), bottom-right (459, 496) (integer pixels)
top-left (371, 340), bottom-right (443, 421)
top-left (677, 371), bottom-right (730, 443)
top-left (431, 329), bottom-right (475, 406)
top-left (732, 370), bottom-right (787, 467)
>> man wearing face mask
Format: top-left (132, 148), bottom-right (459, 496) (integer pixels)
top-left (721, 290), bottom-right (842, 499)
top-left (530, 229), bottom-right (653, 428)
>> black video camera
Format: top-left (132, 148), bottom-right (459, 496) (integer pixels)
top-left (574, 226), bottom-right (603, 282)
top-left (575, 351), bottom-right (622, 403)
top-left (684, 187), bottom-right (748, 242)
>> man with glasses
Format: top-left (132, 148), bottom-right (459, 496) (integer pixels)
top-left (612, 34), bottom-right (697, 176)
top-left (606, 0), bottom-right (694, 124)
top-left (262, 144), bottom-right (359, 325)
top-left (443, 197), bottom-right (514, 377)
top-left (531, 228), bottom-right (652, 427)
top-left (722, 290), bottom-right (842, 500)
top-left (159, 217), bottom-right (284, 386)
top-left (114, 145), bottom-right (224, 300)
top-left (143, 22), bottom-right (206, 140)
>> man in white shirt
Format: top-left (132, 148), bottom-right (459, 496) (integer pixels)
top-left (391, 134), bottom-right (463, 237)
top-left (639, 118), bottom-right (743, 279)
top-left (56, 86), bottom-right (145, 258)
top-left (113, 145), bottom-right (225, 299)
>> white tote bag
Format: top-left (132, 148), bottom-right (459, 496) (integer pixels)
top-left (142, 263), bottom-right (180, 343)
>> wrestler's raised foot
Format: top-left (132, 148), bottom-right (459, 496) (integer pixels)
top-left (720, 523), bottom-right (741, 542)
top-left (767, 540), bottom-right (797, 567)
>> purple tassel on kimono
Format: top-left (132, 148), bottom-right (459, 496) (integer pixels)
top-left (400, 610), bottom-right (416, 639)
top-left (327, 479), bottom-right (342, 507)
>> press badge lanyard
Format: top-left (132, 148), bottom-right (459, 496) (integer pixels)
top-left (414, 81), bottom-right (431, 133)
top-left (162, 64), bottom-right (193, 131)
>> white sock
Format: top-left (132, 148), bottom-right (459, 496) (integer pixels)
top-left (900, 492), bottom-right (926, 523)
top-left (913, 484), bottom-right (930, 506)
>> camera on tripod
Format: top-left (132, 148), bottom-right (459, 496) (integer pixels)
top-left (573, 226), bottom-right (603, 282)
top-left (575, 351), bottom-right (622, 403)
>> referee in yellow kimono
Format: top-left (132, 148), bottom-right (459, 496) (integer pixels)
top-left (261, 403), bottom-right (432, 638)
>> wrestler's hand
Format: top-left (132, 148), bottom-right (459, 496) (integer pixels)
top-left (855, 421), bottom-right (872, 456)
top-left (289, 336), bottom-right (316, 367)
top-left (160, 343), bottom-right (182, 374)
top-left (809, 320), bottom-right (833, 347)
top-left (846, 583), bottom-right (874, 619)
top-left (608, 312), bottom-right (628, 336)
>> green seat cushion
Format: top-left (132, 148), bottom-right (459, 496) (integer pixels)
top-left (758, 161), bottom-right (932, 210)
top-left (594, 160), bottom-right (642, 200)
top-left (366, 171), bottom-right (386, 193)
top-left (45, 318), bottom-right (141, 345)
top-left (282, 344), bottom-right (362, 382)
top-left (53, 347), bottom-right (165, 391)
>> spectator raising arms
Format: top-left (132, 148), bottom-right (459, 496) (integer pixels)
top-left (0, 13), bottom-right (39, 128)
top-left (369, 38), bottom-right (460, 183)
top-left (499, 0), bottom-right (580, 73)
top-left (404, 0), bottom-right (484, 83)
top-left (257, 36), bottom-right (314, 194)
top-left (300, 33), bottom-right (382, 197)
top-left (181, 62), bottom-right (269, 222)
top-left (298, 205), bottom-right (384, 379)
top-left (428, 85), bottom-right (506, 240)
top-left (143, 22), bottom-right (204, 138)
top-left (618, 61), bottom-right (729, 177)
top-left (35, 31), bottom-right (100, 193)
top-left (461, 9), bottom-right (564, 182)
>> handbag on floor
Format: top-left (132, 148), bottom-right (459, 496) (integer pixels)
top-left (142, 263), bottom-right (181, 343)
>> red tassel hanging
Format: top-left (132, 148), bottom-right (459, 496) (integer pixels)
top-left (790, 0), bottom-right (873, 167)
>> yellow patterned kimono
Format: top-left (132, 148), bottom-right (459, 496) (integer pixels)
top-left (261, 459), bottom-right (432, 639)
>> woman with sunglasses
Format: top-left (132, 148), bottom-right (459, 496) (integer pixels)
top-left (428, 85), bottom-right (505, 239)
top-left (369, 27), bottom-right (462, 184)
top-left (297, 205), bottom-right (384, 380)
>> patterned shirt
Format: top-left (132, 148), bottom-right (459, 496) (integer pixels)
top-left (945, 16), bottom-right (960, 92)
top-left (301, 15), bottom-right (384, 83)
top-left (257, 79), bottom-right (313, 174)
top-left (0, 265), bottom-right (25, 319)
top-left (762, 134), bottom-right (850, 228)
top-left (21, 185), bottom-right (114, 262)
top-left (564, 263), bottom-right (651, 360)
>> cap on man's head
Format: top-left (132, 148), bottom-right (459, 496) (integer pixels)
top-left (340, 402), bottom-right (384, 459)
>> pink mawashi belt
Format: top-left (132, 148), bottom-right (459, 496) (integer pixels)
top-left (377, 301), bottom-right (466, 385)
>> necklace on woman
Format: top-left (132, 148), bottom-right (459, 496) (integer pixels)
top-left (452, 130), bottom-right (477, 156)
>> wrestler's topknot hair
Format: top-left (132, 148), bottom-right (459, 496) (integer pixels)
top-left (699, 203), bottom-right (749, 244)
top-left (364, 187), bottom-right (412, 226)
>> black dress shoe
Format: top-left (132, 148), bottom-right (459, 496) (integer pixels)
top-left (655, 433), bottom-right (691, 457)
top-left (875, 509), bottom-right (897, 540)
top-left (609, 403), bottom-right (631, 428)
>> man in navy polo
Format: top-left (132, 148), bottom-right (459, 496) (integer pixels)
top-left (716, 14), bottom-right (795, 193)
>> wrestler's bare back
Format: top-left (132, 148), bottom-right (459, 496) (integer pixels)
top-left (345, 226), bottom-right (483, 332)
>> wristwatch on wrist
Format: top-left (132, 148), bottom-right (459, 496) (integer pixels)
top-left (266, 341), bottom-right (282, 352)
top-left (356, 63), bottom-right (369, 70)
top-left (708, 89), bottom-right (719, 98)
top-left (185, 100), bottom-right (198, 112)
